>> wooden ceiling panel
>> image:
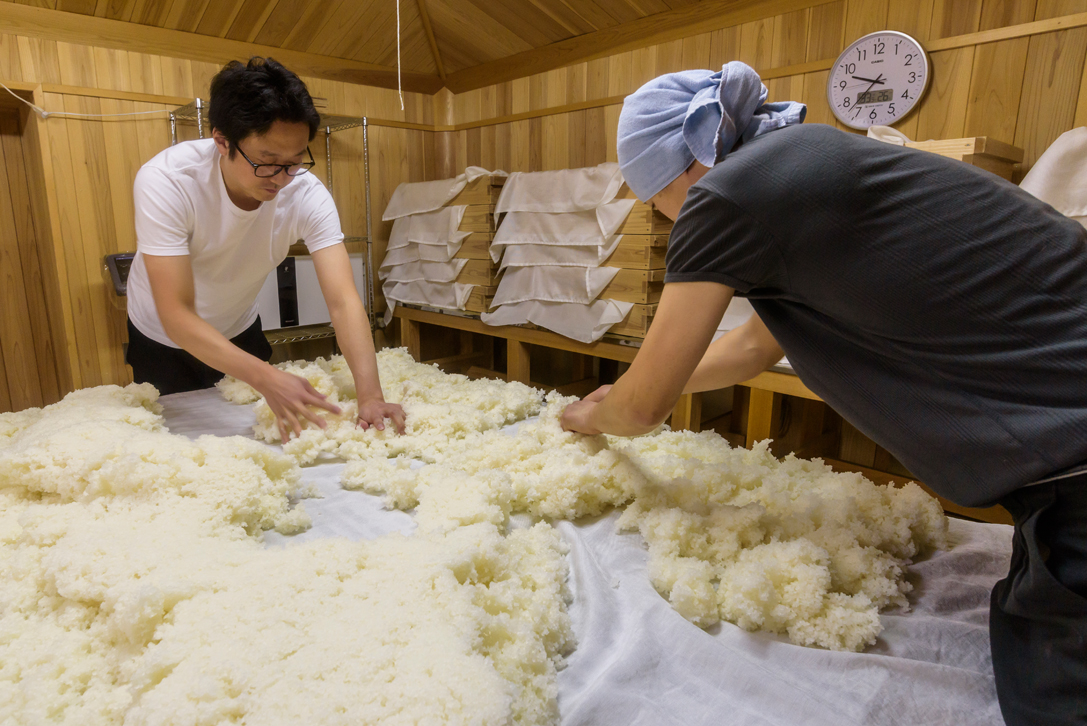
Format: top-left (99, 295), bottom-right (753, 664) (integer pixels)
top-left (281, 0), bottom-right (347, 52)
top-left (252, 0), bottom-right (312, 47)
top-left (462, 0), bottom-right (574, 47)
top-left (329, 0), bottom-right (395, 59)
top-left (350, 0), bottom-right (432, 70)
top-left (429, 0), bottom-right (535, 72)
top-left (305, 0), bottom-right (383, 58)
top-left (523, 0), bottom-right (599, 36)
top-left (226, 0), bottom-right (279, 43)
top-left (164, 0), bottom-right (211, 32)
top-left (551, 0), bottom-right (627, 30)
top-left (55, 0), bottom-right (95, 12)
top-left (195, 0), bottom-right (244, 38)
top-left (132, 0), bottom-right (175, 26)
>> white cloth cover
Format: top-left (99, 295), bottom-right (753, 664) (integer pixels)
top-left (482, 299), bottom-right (634, 343)
top-left (161, 389), bottom-right (1009, 726)
top-left (1019, 127), bottom-right (1087, 228)
top-left (491, 266), bottom-right (620, 306)
top-left (381, 259), bottom-right (467, 284)
top-left (387, 207), bottom-right (470, 250)
top-left (495, 162), bottom-right (626, 214)
top-left (866, 124), bottom-right (914, 145)
top-left (381, 279), bottom-right (473, 318)
top-left (499, 235), bottom-right (623, 270)
top-left (383, 167), bottom-right (505, 220)
top-left (490, 201), bottom-right (636, 262)
top-left (380, 242), bottom-right (463, 272)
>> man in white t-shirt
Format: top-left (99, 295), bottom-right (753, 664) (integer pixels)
top-left (126, 57), bottom-right (403, 441)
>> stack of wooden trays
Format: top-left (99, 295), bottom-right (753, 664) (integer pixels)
top-left (448, 176), bottom-right (503, 313)
top-left (606, 185), bottom-right (672, 338)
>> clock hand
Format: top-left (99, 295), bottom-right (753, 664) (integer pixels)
top-left (851, 75), bottom-right (885, 85)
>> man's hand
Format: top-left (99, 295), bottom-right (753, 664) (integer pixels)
top-left (254, 366), bottom-right (342, 443)
top-left (561, 399), bottom-right (602, 435)
top-left (582, 384), bottom-right (612, 403)
top-left (357, 399), bottom-right (406, 434)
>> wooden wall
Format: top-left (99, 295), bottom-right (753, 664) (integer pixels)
top-left (439, 0), bottom-right (1087, 174)
top-left (0, 33), bottom-right (437, 408)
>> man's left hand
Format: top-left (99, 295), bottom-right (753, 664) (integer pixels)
top-left (357, 399), bottom-right (406, 434)
top-left (561, 399), bottom-right (602, 435)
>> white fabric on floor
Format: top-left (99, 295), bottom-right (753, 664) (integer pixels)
top-left (381, 259), bottom-right (468, 284)
top-left (1019, 127), bottom-right (1087, 228)
top-left (499, 235), bottom-right (623, 270)
top-left (491, 201), bottom-right (636, 261)
top-left (482, 299), bottom-right (634, 343)
top-left (160, 389), bottom-right (1009, 726)
top-left (383, 166), bottom-right (505, 220)
top-left (496, 162), bottom-right (626, 214)
top-left (491, 266), bottom-right (620, 306)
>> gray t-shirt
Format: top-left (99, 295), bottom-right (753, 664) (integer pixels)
top-left (666, 123), bottom-right (1087, 507)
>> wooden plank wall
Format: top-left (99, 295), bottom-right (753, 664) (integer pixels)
top-left (440, 0), bottom-right (1087, 174)
top-left (0, 33), bottom-right (436, 406)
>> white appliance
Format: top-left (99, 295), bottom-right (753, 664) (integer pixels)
top-left (255, 253), bottom-right (367, 330)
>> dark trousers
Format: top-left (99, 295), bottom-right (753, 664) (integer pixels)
top-left (991, 475), bottom-right (1087, 725)
top-left (125, 317), bottom-right (272, 395)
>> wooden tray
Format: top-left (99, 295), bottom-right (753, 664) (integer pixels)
top-left (454, 259), bottom-right (500, 286)
top-left (609, 303), bottom-right (656, 337)
top-left (448, 175), bottom-right (505, 206)
top-left (452, 233), bottom-right (494, 260)
top-left (602, 268), bottom-right (665, 304)
top-left (604, 234), bottom-right (669, 269)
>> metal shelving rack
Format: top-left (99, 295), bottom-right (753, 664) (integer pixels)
top-left (169, 101), bottom-right (377, 331)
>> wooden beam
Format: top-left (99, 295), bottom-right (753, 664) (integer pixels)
top-left (0, 2), bottom-right (444, 94)
top-left (443, 0), bottom-right (822, 92)
top-left (415, 0), bottom-right (446, 82)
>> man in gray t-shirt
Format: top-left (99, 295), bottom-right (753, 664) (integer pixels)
top-left (561, 64), bottom-right (1087, 725)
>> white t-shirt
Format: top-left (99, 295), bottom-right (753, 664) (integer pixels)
top-left (127, 138), bottom-right (343, 347)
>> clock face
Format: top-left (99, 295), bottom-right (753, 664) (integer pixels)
top-left (826, 31), bottom-right (929, 130)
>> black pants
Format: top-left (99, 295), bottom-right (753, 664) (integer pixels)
top-left (126, 317), bottom-right (272, 395)
top-left (991, 475), bottom-right (1087, 725)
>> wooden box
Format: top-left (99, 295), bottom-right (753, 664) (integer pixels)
top-left (455, 259), bottom-right (500, 286)
top-left (609, 303), bottom-right (657, 337)
top-left (905, 137), bottom-right (1024, 181)
top-left (603, 234), bottom-right (668, 269)
top-left (464, 285), bottom-right (497, 313)
top-left (458, 205), bottom-right (498, 233)
top-left (452, 233), bottom-right (494, 260)
top-left (448, 176), bottom-right (505, 206)
top-left (602, 268), bottom-right (665, 304)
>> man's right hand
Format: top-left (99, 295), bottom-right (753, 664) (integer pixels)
top-left (253, 365), bottom-right (343, 443)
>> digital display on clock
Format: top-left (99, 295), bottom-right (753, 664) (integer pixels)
top-left (856, 89), bottom-right (894, 104)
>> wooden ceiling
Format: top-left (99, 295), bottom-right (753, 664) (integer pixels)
top-left (0, 0), bottom-right (721, 91)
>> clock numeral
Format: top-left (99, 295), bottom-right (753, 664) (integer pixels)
top-left (842, 96), bottom-right (851, 108)
top-left (874, 41), bottom-right (885, 55)
top-left (901, 90), bottom-right (910, 99)
top-left (888, 102), bottom-right (896, 116)
top-left (842, 62), bottom-right (856, 74)
top-left (856, 48), bottom-right (867, 61)
top-left (839, 80), bottom-right (846, 90)
top-left (908, 71), bottom-right (916, 83)
top-left (894, 41), bottom-right (900, 55)
top-left (905, 53), bottom-right (913, 66)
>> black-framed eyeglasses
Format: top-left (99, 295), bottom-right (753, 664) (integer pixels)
top-left (235, 144), bottom-right (316, 178)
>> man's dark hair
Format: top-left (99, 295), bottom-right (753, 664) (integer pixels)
top-left (208, 57), bottom-right (320, 158)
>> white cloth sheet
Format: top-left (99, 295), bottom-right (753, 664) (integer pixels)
top-left (381, 259), bottom-right (468, 284)
top-left (381, 279), bottom-right (474, 325)
top-left (491, 266), bottom-right (620, 307)
top-left (482, 299), bottom-right (635, 343)
top-left (380, 242), bottom-right (463, 271)
top-left (383, 166), bottom-right (505, 220)
top-left (160, 389), bottom-right (1009, 726)
top-left (496, 162), bottom-right (626, 214)
top-left (499, 236), bottom-right (623, 270)
top-left (1019, 127), bottom-right (1087, 228)
top-left (490, 201), bottom-right (636, 261)
top-left (388, 207), bottom-right (471, 250)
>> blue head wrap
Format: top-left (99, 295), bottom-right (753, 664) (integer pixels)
top-left (617, 61), bottom-right (807, 200)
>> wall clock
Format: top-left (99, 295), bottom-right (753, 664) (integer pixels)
top-left (826, 31), bottom-right (930, 130)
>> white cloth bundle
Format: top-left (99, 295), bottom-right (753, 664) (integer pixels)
top-left (499, 235), bottom-right (623, 270)
top-left (495, 162), bottom-right (625, 213)
top-left (490, 200), bottom-right (635, 261)
top-left (481, 299), bottom-right (634, 343)
top-left (383, 167), bottom-right (505, 220)
top-left (1020, 127), bottom-right (1087, 228)
top-left (491, 266), bottom-right (619, 307)
top-left (381, 259), bottom-right (468, 284)
top-left (387, 208), bottom-right (470, 250)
